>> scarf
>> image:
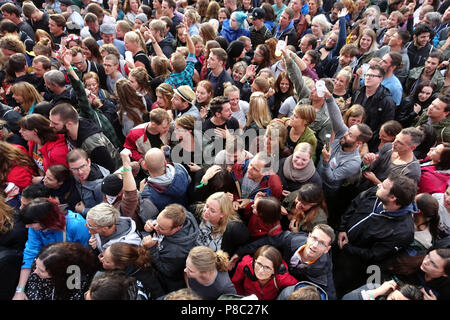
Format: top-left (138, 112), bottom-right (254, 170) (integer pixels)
top-left (283, 155), bottom-right (316, 182)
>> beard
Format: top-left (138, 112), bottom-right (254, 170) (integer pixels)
top-left (339, 138), bottom-right (352, 149)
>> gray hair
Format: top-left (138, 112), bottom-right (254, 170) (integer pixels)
top-left (43, 70), bottom-right (66, 87)
top-left (401, 127), bottom-right (424, 147)
top-left (424, 12), bottom-right (442, 27)
top-left (86, 203), bottom-right (120, 227)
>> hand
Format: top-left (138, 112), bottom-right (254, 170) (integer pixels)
top-left (338, 7), bottom-right (348, 18)
top-left (281, 206), bottom-right (288, 216)
top-left (139, 178), bottom-right (147, 192)
top-left (12, 291), bottom-right (28, 300)
top-left (265, 87), bottom-right (275, 98)
top-left (60, 46), bottom-right (72, 69)
top-left (362, 170), bottom-right (378, 184)
top-left (13, 106), bottom-right (22, 113)
top-left (355, 66), bottom-right (363, 78)
top-left (226, 192), bottom-right (234, 202)
top-left (245, 64), bottom-right (257, 79)
top-left (199, 106), bottom-right (208, 120)
top-left (421, 288), bottom-right (437, 300)
top-left (321, 145), bottom-right (331, 163)
top-left (371, 280), bottom-right (397, 298)
top-left (201, 165), bottom-right (222, 184)
top-left (187, 162), bottom-right (201, 172)
top-left (289, 218), bottom-right (300, 232)
top-left (322, 86), bottom-right (332, 99)
top-left (413, 103), bottom-right (422, 114)
top-left (305, 14), bottom-right (311, 25)
top-left (120, 148), bottom-right (132, 161)
top-left (142, 234), bottom-right (158, 248)
top-left (75, 201), bottom-right (85, 214)
top-left (338, 232), bottom-right (349, 249)
top-left (125, 59), bottom-right (135, 70)
top-left (362, 152), bottom-right (378, 165)
top-left (254, 191), bottom-right (266, 201)
top-left (228, 254), bottom-right (240, 270)
top-left (237, 198), bottom-right (251, 209)
top-left (282, 190), bottom-right (291, 197)
top-left (88, 235), bottom-right (97, 250)
top-left (144, 219), bottom-right (156, 233)
top-left (214, 127), bottom-right (228, 139)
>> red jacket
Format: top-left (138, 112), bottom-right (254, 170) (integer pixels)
top-left (418, 159), bottom-right (450, 195)
top-left (231, 255), bottom-right (298, 300)
top-left (27, 134), bottom-right (69, 172)
top-left (7, 145), bottom-right (34, 191)
top-left (243, 202), bottom-right (282, 241)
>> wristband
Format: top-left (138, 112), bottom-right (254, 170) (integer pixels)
top-left (66, 66), bottom-right (77, 72)
top-left (121, 168), bottom-right (131, 172)
top-left (241, 77), bottom-right (247, 82)
top-left (195, 181), bottom-right (208, 189)
top-left (16, 286), bottom-right (25, 293)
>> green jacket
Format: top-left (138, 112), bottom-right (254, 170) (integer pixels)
top-left (69, 71), bottom-right (121, 148)
top-left (415, 111), bottom-right (450, 144)
top-left (405, 67), bottom-right (445, 96)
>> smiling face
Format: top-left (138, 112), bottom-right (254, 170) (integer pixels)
top-left (254, 255), bottom-right (274, 281)
top-left (292, 151), bottom-right (311, 170)
top-left (202, 198), bottom-right (224, 226)
top-left (99, 246), bottom-right (117, 270)
top-left (196, 85), bottom-right (211, 104)
top-left (418, 85), bottom-right (433, 102)
top-left (427, 144), bottom-right (444, 163)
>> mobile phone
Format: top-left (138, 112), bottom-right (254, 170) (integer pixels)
top-left (325, 134), bottom-right (331, 151)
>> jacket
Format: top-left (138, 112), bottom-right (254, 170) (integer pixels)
top-left (418, 162), bottom-right (450, 194)
top-left (123, 122), bottom-right (170, 162)
top-left (249, 24), bottom-right (272, 49)
top-left (231, 158), bottom-right (283, 200)
top-left (338, 186), bottom-right (415, 263)
top-left (6, 163), bottom-right (34, 192)
top-left (220, 20), bottom-right (251, 44)
top-left (231, 255), bottom-right (298, 300)
top-left (406, 41), bottom-right (435, 70)
top-left (274, 20), bottom-right (298, 46)
top-left (140, 163), bottom-right (191, 212)
top-left (21, 210), bottom-right (90, 269)
top-left (235, 231), bottom-right (337, 299)
top-left (405, 66), bottom-right (445, 96)
top-left (243, 202), bottom-right (282, 241)
top-left (94, 217), bottom-right (142, 253)
top-left (73, 163), bottom-right (110, 217)
top-left (26, 134), bottom-right (68, 172)
top-left (150, 210), bottom-right (199, 293)
top-left (207, 68), bottom-right (234, 97)
top-left (415, 110), bottom-right (450, 144)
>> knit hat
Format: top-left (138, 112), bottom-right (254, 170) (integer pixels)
top-left (100, 23), bottom-right (116, 35)
top-left (232, 11), bottom-right (248, 27)
top-left (101, 174), bottom-right (123, 196)
top-left (135, 13), bottom-right (148, 23)
top-left (227, 40), bottom-right (245, 59)
top-left (174, 85), bottom-right (196, 105)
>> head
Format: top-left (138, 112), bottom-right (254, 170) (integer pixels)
top-left (247, 152), bottom-right (273, 182)
top-left (295, 183), bottom-right (326, 215)
top-left (172, 85), bottom-right (196, 111)
top-left (174, 114), bottom-right (195, 142)
top-left (426, 94), bottom-right (450, 122)
top-left (82, 37), bottom-right (102, 62)
top-left (392, 127), bottom-right (424, 154)
top-left (364, 65), bottom-right (385, 89)
top-left (223, 83), bottom-right (240, 109)
top-left (413, 80), bottom-right (435, 103)
top-left (357, 28), bottom-right (377, 52)
top-left (246, 92), bottom-right (271, 129)
top-left (279, 7), bottom-right (294, 30)
top-left (340, 122), bottom-right (373, 150)
top-left (85, 203), bottom-right (120, 237)
top-left (49, 103), bottom-right (79, 134)
top-left (311, 14), bottom-right (332, 38)
top-left (148, 108), bottom-right (171, 136)
top-left (209, 96), bottom-right (232, 122)
top-left (103, 54), bottom-right (119, 76)
top-left (264, 121), bottom-right (287, 153)
top-left (303, 224), bottom-right (334, 261)
top-left (252, 245), bottom-right (283, 281)
top-left (291, 142), bottom-right (314, 170)
top-left (185, 246), bottom-right (230, 284)
top-left (202, 191), bottom-right (237, 231)
top-left (155, 83), bottom-right (174, 109)
top-left (32, 55), bottom-right (51, 79)
top-left (43, 165), bottom-right (70, 190)
top-left (19, 198), bottom-right (65, 232)
top-left (413, 24), bottom-right (434, 48)
top-left (379, 120), bottom-right (402, 144)
top-left (376, 173), bottom-right (417, 208)
top-left (339, 44), bottom-right (359, 67)
top-left (11, 82), bottom-right (43, 112)
top-left (49, 14), bottom-right (66, 36)
top-left (420, 249), bottom-right (450, 280)
top-left (207, 47), bottom-right (227, 71)
top-left (380, 52), bottom-right (403, 74)
top-left (334, 67), bottom-right (353, 92)
top-left (423, 52), bottom-right (441, 76)
top-left (154, 204), bottom-right (186, 236)
top-left (86, 270), bottom-right (137, 300)
top-left (428, 143), bottom-right (450, 170)
top-left (100, 242), bottom-right (151, 271)
top-left (18, 113), bottom-right (56, 145)
top-left (388, 30), bottom-right (411, 49)
top-left (83, 72), bottom-right (101, 93)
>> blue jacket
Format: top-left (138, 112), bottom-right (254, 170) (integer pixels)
top-left (140, 163), bottom-right (191, 212)
top-left (220, 20), bottom-right (251, 44)
top-left (22, 211), bottom-right (90, 269)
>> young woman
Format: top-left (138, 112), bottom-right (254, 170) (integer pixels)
top-left (418, 143), bottom-right (450, 194)
top-left (184, 8), bottom-right (201, 36)
top-left (18, 114), bottom-right (69, 182)
top-left (81, 37), bottom-right (103, 64)
top-left (243, 195), bottom-right (283, 241)
top-left (333, 67), bottom-right (352, 101)
top-left (149, 56), bottom-right (171, 102)
top-left (219, 11), bottom-right (250, 44)
top-left (0, 141), bottom-right (35, 192)
top-left (284, 104), bottom-right (317, 157)
top-left (205, 1), bottom-right (220, 22)
top-left (152, 82), bottom-right (174, 112)
top-left (243, 91), bottom-right (271, 136)
top-left (184, 246), bottom-right (236, 300)
top-left (273, 72), bottom-right (294, 119)
top-left (42, 164), bottom-right (74, 206)
top-left (195, 80), bottom-right (214, 121)
top-left (98, 242), bottom-right (165, 299)
top-left (123, 0), bottom-right (141, 25)
top-left (124, 30), bottom-right (152, 75)
top-left (232, 245), bottom-right (298, 300)
top-left (223, 83), bottom-right (249, 128)
top-left (411, 193), bottom-right (440, 253)
top-left (11, 82), bottom-right (44, 115)
top-left (128, 67), bottom-right (153, 111)
top-left (354, 28), bottom-right (378, 70)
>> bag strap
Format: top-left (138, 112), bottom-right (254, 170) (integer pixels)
top-left (273, 277), bottom-right (279, 291)
top-left (268, 223), bottom-right (281, 236)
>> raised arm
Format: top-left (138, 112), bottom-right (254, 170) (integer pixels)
top-left (282, 48), bottom-right (310, 100)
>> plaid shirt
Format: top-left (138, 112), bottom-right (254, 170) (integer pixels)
top-left (165, 53), bottom-right (197, 89)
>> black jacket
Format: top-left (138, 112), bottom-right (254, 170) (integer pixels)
top-left (406, 41), bottom-right (436, 70)
top-left (338, 186), bottom-right (415, 264)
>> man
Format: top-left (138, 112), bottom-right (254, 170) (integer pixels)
top-left (231, 224), bottom-right (337, 299)
top-left (49, 103), bottom-right (120, 172)
top-left (379, 52), bottom-right (404, 106)
top-left (86, 202), bottom-right (142, 254)
top-left (103, 54), bottom-right (124, 94)
top-left (377, 30), bottom-right (411, 85)
top-left (148, 19), bottom-right (174, 59)
top-left (202, 96), bottom-right (240, 157)
top-left (207, 48), bottom-right (233, 97)
top-left (139, 148), bottom-right (191, 212)
top-left (377, 11), bottom-right (404, 44)
top-left (97, 23), bottom-right (126, 57)
top-left (80, 12), bottom-right (101, 40)
top-left (334, 174), bottom-right (417, 297)
top-left (423, 11), bottom-right (443, 46)
top-left (170, 85), bottom-right (201, 121)
top-left (124, 108), bottom-right (172, 166)
top-left (274, 7), bottom-right (297, 46)
top-left (0, 3), bottom-right (34, 40)
top-left (141, 204), bottom-right (199, 293)
top-left (161, 0), bottom-right (183, 37)
top-left (70, 46), bottom-right (108, 90)
top-left (59, 0), bottom-right (84, 28)
top-left (415, 93), bottom-right (450, 144)
top-left (406, 23), bottom-right (436, 70)
top-left (249, 7), bottom-right (272, 50)
top-left (43, 70), bottom-right (72, 107)
top-left (290, 0), bottom-right (308, 39)
top-left (224, 0), bottom-right (238, 14)
top-left (325, 43), bottom-right (359, 78)
top-left (297, 33), bottom-right (317, 58)
top-left (48, 14), bottom-right (67, 48)
top-left (21, 1), bottom-right (50, 33)
top-left (0, 19), bottom-right (35, 53)
top-left (300, 49), bottom-right (320, 80)
top-left (351, 65), bottom-right (396, 152)
top-left (326, 1), bottom-right (344, 24)
top-left (405, 51), bottom-right (445, 96)
top-left (67, 148), bottom-right (110, 217)
top-left (318, 90), bottom-right (373, 228)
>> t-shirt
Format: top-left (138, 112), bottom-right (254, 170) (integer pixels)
top-left (241, 174), bottom-right (260, 199)
top-left (188, 271), bottom-right (237, 300)
top-left (106, 73), bottom-right (124, 94)
top-left (32, 144), bottom-right (44, 173)
top-left (146, 131), bottom-right (163, 149)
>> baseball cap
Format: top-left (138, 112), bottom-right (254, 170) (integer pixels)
top-left (250, 8), bottom-right (265, 20)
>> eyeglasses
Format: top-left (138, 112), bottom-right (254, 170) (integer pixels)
top-left (70, 163), bottom-right (89, 172)
top-left (85, 221), bottom-right (101, 230)
top-left (255, 261), bottom-right (273, 273)
top-left (307, 235), bottom-right (330, 249)
top-left (71, 60), bottom-right (84, 67)
top-left (365, 73), bottom-right (382, 78)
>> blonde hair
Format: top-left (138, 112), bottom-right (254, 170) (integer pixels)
top-left (266, 121), bottom-right (287, 149)
top-left (124, 30), bottom-right (147, 54)
top-left (246, 92), bottom-right (271, 129)
top-left (223, 82), bottom-right (239, 97)
top-left (205, 192), bottom-right (241, 236)
top-left (188, 246), bottom-right (229, 273)
top-left (312, 14), bottom-right (332, 33)
top-left (294, 142), bottom-right (314, 158)
top-left (11, 82), bottom-right (43, 112)
top-left (293, 104), bottom-right (316, 127)
top-left (149, 19), bottom-right (166, 38)
top-left (336, 66), bottom-right (353, 85)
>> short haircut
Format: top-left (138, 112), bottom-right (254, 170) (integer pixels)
top-left (160, 204), bottom-right (186, 228)
top-left (150, 19), bottom-right (166, 38)
top-left (104, 54), bottom-right (119, 65)
top-left (289, 285), bottom-right (321, 300)
top-left (255, 196), bottom-right (281, 225)
top-left (22, 183), bottom-right (50, 200)
top-left (87, 203), bottom-right (120, 227)
top-left (43, 70), bottom-right (66, 87)
top-left (1, 3), bottom-right (20, 16)
top-left (88, 270), bottom-right (136, 300)
top-left (413, 23), bottom-right (434, 38)
top-left (368, 64), bottom-right (385, 78)
top-left (163, 0), bottom-right (176, 9)
top-left (305, 49), bottom-right (320, 66)
top-left (21, 2), bottom-right (37, 18)
top-left (396, 30), bottom-right (411, 46)
top-left (312, 223), bottom-right (335, 245)
top-left (283, 7), bottom-right (295, 20)
top-left (340, 43), bottom-right (359, 56)
top-left (424, 11), bottom-right (442, 27)
top-left (355, 123), bottom-right (373, 143)
top-left (0, 19), bottom-right (19, 33)
top-left (84, 12), bottom-right (98, 24)
top-left (303, 34), bottom-right (318, 48)
top-left (210, 47), bottom-right (227, 63)
top-left (381, 120), bottom-right (402, 137)
top-left (388, 51), bottom-right (403, 69)
top-left (50, 103), bottom-right (79, 123)
top-left (209, 96), bottom-right (230, 116)
top-left (149, 108), bottom-right (171, 125)
top-left (49, 14), bottom-right (66, 27)
top-left (66, 148), bottom-right (89, 164)
top-left (387, 173), bottom-right (417, 207)
top-left (293, 104), bottom-right (316, 126)
top-left (428, 51), bottom-right (442, 63)
top-left (33, 55), bottom-right (52, 70)
top-left (401, 127), bottom-right (424, 147)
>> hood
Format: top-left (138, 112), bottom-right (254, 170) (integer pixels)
top-left (162, 210), bottom-right (199, 250)
top-left (142, 163), bottom-right (190, 197)
top-left (374, 198), bottom-right (418, 217)
top-left (85, 163), bottom-right (109, 183)
top-left (275, 20), bottom-right (294, 37)
top-left (76, 117), bottom-right (103, 144)
top-left (100, 216), bottom-right (136, 244)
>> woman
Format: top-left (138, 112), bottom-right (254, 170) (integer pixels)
top-left (205, 1), bottom-right (220, 22)
top-left (184, 8), bottom-right (201, 36)
top-left (273, 72), bottom-right (294, 119)
top-left (197, 0), bottom-right (209, 21)
top-left (123, 0), bottom-right (141, 25)
top-left (149, 56), bottom-right (171, 102)
top-left (223, 82), bottom-right (248, 128)
top-left (261, 3), bottom-right (276, 32)
top-left (309, 14), bottom-right (333, 44)
top-left (277, 142), bottom-right (323, 193)
top-left (250, 44), bottom-right (272, 75)
top-left (219, 11), bottom-right (250, 44)
top-left (42, 164), bottom-right (74, 206)
top-left (284, 104), bottom-right (318, 157)
top-left (238, 0), bottom-right (254, 16)
top-left (152, 82), bottom-right (174, 112)
top-left (199, 23), bottom-right (217, 44)
top-left (34, 29), bottom-right (55, 52)
top-left (410, 193), bottom-right (440, 254)
top-left (195, 192), bottom-right (249, 257)
top-left (214, 135), bottom-right (253, 168)
top-left (124, 30), bottom-right (152, 75)
top-left (81, 37), bottom-right (103, 65)
top-left (257, 121), bottom-right (291, 162)
top-left (433, 184), bottom-right (450, 239)
top-left (0, 141), bottom-right (35, 192)
top-left (243, 195), bottom-right (283, 241)
top-left (13, 198), bottom-right (90, 300)
top-left (389, 248), bottom-right (450, 300)
top-left (184, 246), bottom-right (236, 300)
top-left (396, 81), bottom-right (436, 128)
top-left (65, 34), bottom-right (82, 49)
top-left (418, 143), bottom-right (450, 194)
top-left (360, 120), bottom-right (402, 156)
top-left (151, 0), bottom-right (163, 19)
top-left (354, 28), bottom-right (378, 70)
top-left (115, 78), bottom-right (149, 137)
top-left (232, 245), bottom-right (298, 300)
top-left (333, 67), bottom-right (352, 101)
top-left (98, 242), bottom-right (165, 299)
top-left (230, 60), bottom-right (250, 101)
top-left (0, 198), bottom-right (27, 299)
top-left (342, 104), bottom-right (366, 128)
top-left (128, 67), bottom-right (153, 111)
top-left (11, 82), bottom-right (43, 115)
top-left (243, 92), bottom-right (271, 146)
top-left (195, 80), bottom-right (214, 121)
top-left (116, 20), bottom-right (133, 40)
top-left (415, 123), bottom-right (438, 161)
top-left (226, 40), bottom-right (247, 71)
top-left (25, 242), bottom-right (99, 300)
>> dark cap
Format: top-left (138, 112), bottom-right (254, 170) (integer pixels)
top-left (101, 174), bottom-right (123, 196)
top-left (250, 8), bottom-right (265, 20)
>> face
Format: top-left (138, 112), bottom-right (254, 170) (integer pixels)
top-left (124, 38), bottom-right (138, 52)
top-left (71, 53), bottom-right (86, 71)
top-left (427, 144), bottom-right (444, 163)
top-left (85, 78), bottom-right (99, 94)
top-left (30, 11), bottom-right (41, 22)
top-left (386, 290), bottom-right (409, 300)
top-left (424, 57), bottom-right (439, 75)
top-left (20, 196), bottom-right (31, 210)
top-left (392, 132), bottom-right (413, 154)
top-left (339, 53), bottom-right (353, 67)
top-left (376, 177), bottom-right (394, 203)
top-left (12, 92), bottom-right (24, 104)
top-left (279, 11), bottom-right (290, 29)
top-left (228, 90), bottom-right (240, 108)
top-left (378, 15), bottom-right (388, 28)
top-left (387, 14), bottom-right (398, 28)
top-left (380, 54), bottom-right (393, 72)
top-left (360, 34), bottom-right (373, 50)
top-left (49, 19), bottom-right (61, 34)
top-left (69, 158), bottom-right (91, 182)
top-left (116, 26), bottom-right (126, 39)
top-left (302, 54), bottom-right (314, 68)
top-left (388, 32), bottom-right (401, 47)
top-left (311, 22), bottom-right (322, 37)
top-left (251, 48), bottom-right (264, 65)
top-left (230, 16), bottom-right (239, 30)
top-left (300, 37), bottom-right (311, 54)
top-left (295, 195), bottom-right (316, 212)
top-left (219, 103), bottom-right (233, 121)
top-left (232, 68), bottom-right (244, 82)
top-left (207, 53), bottom-right (220, 70)
top-left (364, 68), bottom-right (383, 87)
top-left (103, 59), bottom-right (118, 75)
top-left (194, 42), bottom-right (204, 56)
top-left (177, 27), bottom-right (187, 43)
top-left (99, 247), bottom-right (117, 270)
top-left (347, 115), bottom-right (363, 127)
top-left (86, 218), bottom-right (109, 236)
top-left (247, 157), bottom-right (266, 181)
top-left (415, 32), bottom-right (431, 47)
top-left (340, 125), bottom-right (361, 149)
top-left (334, 74), bottom-right (348, 90)
top-left (279, 78), bottom-right (290, 94)
top-left (174, 124), bottom-right (190, 141)
top-left (218, 11), bottom-right (228, 23)
top-left (155, 214), bottom-right (178, 236)
top-left (154, 119), bottom-right (170, 135)
top-left (43, 169), bottom-right (63, 189)
top-left (418, 86), bottom-right (433, 102)
top-left (184, 257), bottom-right (203, 281)
top-left (427, 98), bottom-right (449, 120)
top-left (156, 92), bottom-right (168, 107)
top-left (420, 250), bottom-right (448, 279)
top-left (32, 61), bottom-right (47, 78)
top-left (308, 0), bottom-right (317, 14)
top-left (86, 20), bottom-right (99, 34)
top-left (153, 0), bottom-right (161, 10)
top-left (379, 127), bottom-right (394, 143)
top-left (161, 1), bottom-right (171, 16)
top-left (1, 48), bottom-right (16, 58)
top-left (19, 127), bottom-right (38, 142)
top-left (254, 255), bottom-right (274, 281)
top-left (196, 85), bottom-right (211, 104)
top-left (49, 114), bottom-right (67, 133)
top-left (81, 43), bottom-right (92, 59)
top-left (171, 93), bottom-right (187, 111)
top-left (444, 185), bottom-right (450, 209)
top-left (102, 32), bottom-right (115, 44)
top-left (34, 258), bottom-right (51, 279)
top-left (130, 0), bottom-right (139, 12)
top-left (202, 198), bottom-right (224, 226)
top-left (325, 34), bottom-right (338, 49)
top-left (304, 229), bottom-right (331, 260)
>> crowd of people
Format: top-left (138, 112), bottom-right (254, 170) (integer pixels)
top-left (0, 0), bottom-right (449, 301)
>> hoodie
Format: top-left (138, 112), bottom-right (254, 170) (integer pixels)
top-left (95, 217), bottom-right (142, 253)
top-left (150, 210), bottom-right (199, 293)
top-left (220, 19), bottom-right (251, 44)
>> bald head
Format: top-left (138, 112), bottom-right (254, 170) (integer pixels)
top-left (144, 148), bottom-right (166, 175)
